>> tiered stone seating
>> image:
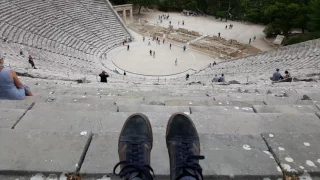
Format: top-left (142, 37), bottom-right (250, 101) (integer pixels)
top-left (0, 0), bottom-right (131, 79)
top-left (1, 0), bottom-right (320, 178)
top-left (193, 39), bottom-right (320, 82)
top-left (1, 77), bottom-right (320, 179)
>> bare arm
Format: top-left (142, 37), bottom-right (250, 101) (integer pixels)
top-left (10, 70), bottom-right (23, 88)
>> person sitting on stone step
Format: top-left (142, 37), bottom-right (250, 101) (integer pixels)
top-left (99, 70), bottom-right (109, 83)
top-left (271, 69), bottom-right (283, 81)
top-left (212, 74), bottom-right (219, 82)
top-left (218, 74), bottom-right (225, 82)
top-left (0, 53), bottom-right (33, 100)
top-left (280, 70), bottom-right (293, 82)
top-left (284, 70), bottom-right (291, 79)
top-left (113, 113), bottom-right (205, 180)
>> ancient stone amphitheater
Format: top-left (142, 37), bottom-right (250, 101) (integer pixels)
top-left (1, 0), bottom-right (320, 179)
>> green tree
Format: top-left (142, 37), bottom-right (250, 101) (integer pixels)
top-left (185, 0), bottom-right (198, 11)
top-left (264, 2), bottom-right (301, 38)
top-left (110, 0), bottom-right (129, 5)
top-left (292, 5), bottom-right (310, 33)
top-left (308, 0), bottom-right (320, 31)
top-left (131, 0), bottom-right (155, 14)
top-left (216, 11), bottom-right (226, 21)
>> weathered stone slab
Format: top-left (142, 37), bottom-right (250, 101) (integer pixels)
top-left (0, 100), bottom-right (34, 110)
top-left (191, 113), bottom-right (320, 135)
top-left (253, 105), bottom-right (319, 114)
top-left (264, 99), bottom-right (314, 105)
top-left (0, 129), bottom-right (90, 173)
top-left (16, 111), bottom-right (172, 133)
top-left (118, 105), bottom-right (190, 113)
top-left (212, 100), bottom-right (265, 106)
top-left (301, 93), bottom-right (320, 101)
top-left (144, 96), bottom-right (213, 105)
top-left (32, 102), bottom-right (117, 112)
top-left (262, 133), bottom-right (320, 179)
top-left (0, 108), bottom-right (26, 128)
top-left (81, 133), bottom-right (282, 179)
top-left (48, 96), bottom-right (143, 105)
top-left (165, 99), bottom-right (216, 106)
top-left (212, 94), bottom-right (275, 101)
top-left (191, 106), bottom-right (254, 113)
top-left (214, 94), bottom-right (310, 105)
top-left (16, 111), bottom-right (320, 135)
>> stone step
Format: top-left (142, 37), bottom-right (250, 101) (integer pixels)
top-left (117, 105), bottom-right (190, 113)
top-left (253, 105), bottom-right (319, 114)
top-left (264, 99), bottom-right (315, 105)
top-left (24, 96), bottom-right (143, 105)
top-left (163, 99), bottom-right (264, 106)
top-left (262, 133), bottom-right (320, 179)
top-left (0, 129), bottom-right (90, 174)
top-left (15, 111), bottom-right (320, 135)
top-left (300, 92), bottom-right (320, 101)
top-left (0, 108), bottom-right (26, 129)
top-left (32, 102), bottom-right (117, 112)
top-left (0, 128), bottom-right (286, 179)
top-left (0, 100), bottom-right (34, 110)
top-left (81, 132), bottom-right (282, 179)
top-left (213, 94), bottom-right (302, 102)
top-left (190, 106), bottom-right (254, 113)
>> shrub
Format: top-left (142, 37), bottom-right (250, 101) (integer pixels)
top-left (263, 25), bottom-right (281, 37)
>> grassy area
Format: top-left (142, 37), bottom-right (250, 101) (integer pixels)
top-left (284, 32), bottom-right (320, 46)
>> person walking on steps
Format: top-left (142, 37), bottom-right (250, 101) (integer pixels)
top-left (249, 38), bottom-right (252, 44)
top-left (153, 51), bottom-right (155, 58)
top-left (113, 113), bottom-right (205, 180)
top-left (127, 44), bottom-right (130, 51)
top-left (149, 49), bottom-right (152, 56)
top-left (175, 58), bottom-right (178, 66)
top-left (218, 32), bottom-right (221, 37)
top-left (28, 55), bottom-right (37, 69)
top-left (170, 43), bottom-right (172, 49)
top-left (183, 45), bottom-right (187, 52)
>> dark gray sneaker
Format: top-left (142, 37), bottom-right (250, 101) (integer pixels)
top-left (113, 113), bottom-right (154, 180)
top-left (166, 113), bottom-right (205, 180)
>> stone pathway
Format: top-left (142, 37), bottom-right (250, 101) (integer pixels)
top-left (188, 34), bottom-right (208, 44)
top-left (141, 11), bottom-right (274, 51)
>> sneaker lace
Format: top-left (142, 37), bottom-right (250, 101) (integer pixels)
top-left (174, 141), bottom-right (205, 180)
top-left (113, 143), bottom-right (155, 180)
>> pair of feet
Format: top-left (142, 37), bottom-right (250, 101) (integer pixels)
top-left (113, 113), bottom-right (205, 180)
